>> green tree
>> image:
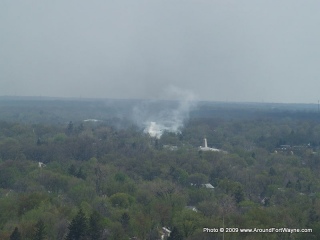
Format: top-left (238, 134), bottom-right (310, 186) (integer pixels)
top-left (76, 167), bottom-right (87, 180)
top-left (114, 172), bottom-right (127, 182)
top-left (10, 227), bottom-right (21, 240)
top-left (286, 180), bottom-right (293, 188)
top-left (120, 212), bottom-right (130, 230)
top-left (33, 220), bottom-right (46, 240)
top-left (269, 167), bottom-right (276, 176)
top-left (188, 173), bottom-right (208, 188)
top-left (88, 211), bottom-right (104, 240)
top-left (174, 209), bottom-right (201, 238)
top-left (68, 164), bottom-right (77, 176)
top-left (308, 207), bottom-right (319, 225)
top-left (18, 193), bottom-right (48, 216)
top-left (168, 227), bottom-right (183, 240)
top-left (234, 185), bottom-right (245, 204)
top-left (66, 121), bottom-right (74, 135)
top-left (109, 193), bottom-right (132, 208)
top-left (66, 209), bottom-right (88, 240)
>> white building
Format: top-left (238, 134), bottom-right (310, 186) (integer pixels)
top-left (199, 138), bottom-right (221, 152)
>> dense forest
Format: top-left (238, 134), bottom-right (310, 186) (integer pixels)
top-left (1, 98), bottom-right (320, 239)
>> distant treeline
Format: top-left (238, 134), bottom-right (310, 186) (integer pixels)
top-left (1, 97), bottom-right (320, 124)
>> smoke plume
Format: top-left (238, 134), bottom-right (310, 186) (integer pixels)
top-left (133, 86), bottom-right (196, 138)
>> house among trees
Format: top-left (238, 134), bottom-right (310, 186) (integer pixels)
top-left (275, 144), bottom-right (312, 155)
top-left (202, 183), bottom-right (215, 189)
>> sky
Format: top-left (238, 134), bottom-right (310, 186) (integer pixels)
top-left (1, 0), bottom-right (320, 103)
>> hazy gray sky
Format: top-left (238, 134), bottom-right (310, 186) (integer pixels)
top-left (1, 0), bottom-right (320, 103)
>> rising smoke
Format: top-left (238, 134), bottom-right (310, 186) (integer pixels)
top-left (133, 86), bottom-right (196, 138)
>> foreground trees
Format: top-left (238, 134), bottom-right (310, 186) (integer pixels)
top-left (66, 209), bottom-right (88, 240)
top-left (1, 114), bottom-right (320, 239)
top-left (33, 220), bottom-right (46, 240)
top-left (10, 227), bottom-right (21, 240)
top-left (65, 209), bottom-right (105, 240)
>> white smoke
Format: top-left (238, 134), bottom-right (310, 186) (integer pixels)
top-left (135, 86), bottom-right (196, 139)
top-left (144, 121), bottom-right (165, 138)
